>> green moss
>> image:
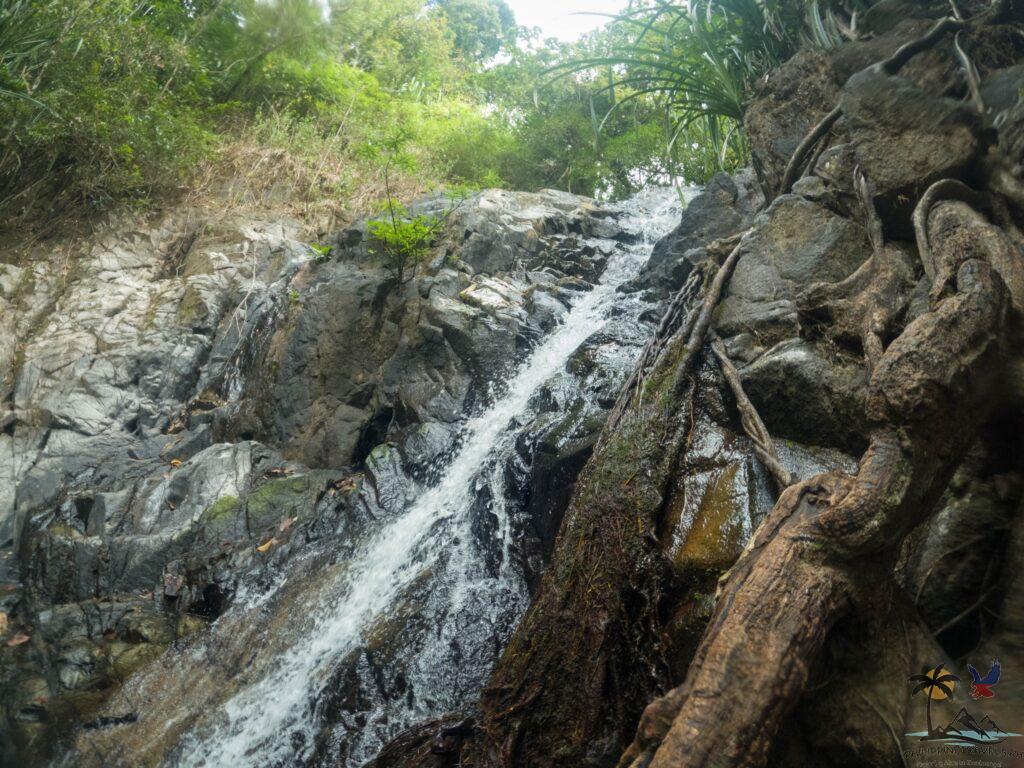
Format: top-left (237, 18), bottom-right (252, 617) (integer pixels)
top-left (197, 495), bottom-right (241, 541)
top-left (199, 495), bottom-right (240, 524)
top-left (177, 285), bottom-right (208, 327)
top-left (246, 476), bottom-right (309, 530)
top-left (677, 464), bottom-right (746, 570)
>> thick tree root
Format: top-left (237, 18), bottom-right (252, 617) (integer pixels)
top-left (610, 232), bottom-right (749, 431)
top-left (912, 178), bottom-right (989, 286)
top-left (797, 168), bottom-right (916, 368)
top-left (617, 198), bottom-right (1019, 768)
top-left (472, 236), bottom-right (749, 768)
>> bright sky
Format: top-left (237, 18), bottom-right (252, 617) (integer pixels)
top-left (507, 0), bottom-right (627, 41)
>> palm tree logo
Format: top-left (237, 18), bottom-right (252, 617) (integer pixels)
top-left (909, 664), bottom-right (960, 738)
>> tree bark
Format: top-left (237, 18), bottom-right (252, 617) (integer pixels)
top-left (619, 199), bottom-right (1019, 768)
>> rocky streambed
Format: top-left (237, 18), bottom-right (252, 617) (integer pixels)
top-left (1, 187), bottom-right (686, 765)
top-left (4, 4), bottom-right (1024, 766)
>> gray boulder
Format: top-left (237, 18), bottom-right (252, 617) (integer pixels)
top-left (637, 170), bottom-right (763, 295)
top-left (714, 194), bottom-right (871, 343)
top-left (840, 69), bottom-right (981, 223)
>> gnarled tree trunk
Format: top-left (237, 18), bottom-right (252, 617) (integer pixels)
top-left (617, 201), bottom-right (1021, 768)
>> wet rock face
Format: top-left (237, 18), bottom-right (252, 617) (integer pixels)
top-left (744, 49), bottom-right (843, 193)
top-left (440, 188), bottom-right (618, 275)
top-left (657, 356), bottom-right (859, 675)
top-left (637, 170), bottom-right (763, 296)
top-left (714, 194), bottom-right (871, 342)
top-left (706, 192), bottom-right (873, 453)
top-left (840, 70), bottom-right (981, 212)
top-left (210, 189), bottom-right (623, 470)
top-left (0, 189), bottom-right (655, 764)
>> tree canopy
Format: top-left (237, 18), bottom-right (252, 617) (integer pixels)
top-left (0, 0), bottom-right (832, 226)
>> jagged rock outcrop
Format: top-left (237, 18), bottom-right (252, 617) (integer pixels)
top-left (635, 170), bottom-right (763, 297)
top-left (0, 188), bottom-right (665, 765)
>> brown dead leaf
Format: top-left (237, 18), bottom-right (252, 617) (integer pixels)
top-left (0, 612), bottom-right (8, 636)
top-left (256, 538), bottom-right (279, 553)
top-left (169, 459), bottom-right (182, 468)
top-left (101, 628), bottom-right (116, 641)
top-left (328, 475), bottom-right (360, 495)
top-left (279, 517), bottom-right (295, 533)
top-left (6, 633), bottom-right (30, 647)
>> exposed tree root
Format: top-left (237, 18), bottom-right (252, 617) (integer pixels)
top-left (617, 196), bottom-right (1019, 768)
top-left (800, 128), bottom-right (832, 182)
top-left (778, 106), bottom-right (842, 198)
top-left (610, 231), bottom-right (749, 431)
top-left (472, 236), bottom-right (749, 768)
top-left (609, 268), bottom-right (703, 430)
top-left (709, 333), bottom-right (794, 490)
top-left (797, 168), bottom-right (916, 369)
top-left (666, 240), bottom-right (746, 398)
top-left (912, 178), bottom-right (989, 288)
top-left (876, 16), bottom-right (965, 75)
top-left (953, 31), bottom-right (986, 114)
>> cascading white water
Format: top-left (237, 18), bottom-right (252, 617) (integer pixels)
top-left (178, 187), bottom-right (685, 767)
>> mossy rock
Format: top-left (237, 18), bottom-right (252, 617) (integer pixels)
top-left (108, 642), bottom-right (166, 680)
top-left (120, 609), bottom-right (178, 645)
top-left (675, 464), bottom-right (750, 572)
top-left (196, 495), bottom-right (242, 544)
top-left (245, 475), bottom-right (314, 531)
top-left (177, 284), bottom-right (210, 328)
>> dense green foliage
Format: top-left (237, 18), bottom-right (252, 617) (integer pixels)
top-left (0, 0), bottom-right (520, 221)
top-left (0, 0), bottom-right (830, 225)
top-left (562, 0), bottom-right (857, 172)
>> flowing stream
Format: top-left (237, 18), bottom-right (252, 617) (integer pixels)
top-left (178, 187), bottom-right (685, 767)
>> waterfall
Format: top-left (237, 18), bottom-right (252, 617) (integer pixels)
top-left (177, 187), bottom-right (685, 767)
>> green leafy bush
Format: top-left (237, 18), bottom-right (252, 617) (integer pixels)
top-left (367, 204), bottom-right (441, 285)
top-left (309, 243), bottom-right (333, 263)
top-left (0, 0), bottom-right (820, 227)
top-left (1, 0), bottom-right (214, 215)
